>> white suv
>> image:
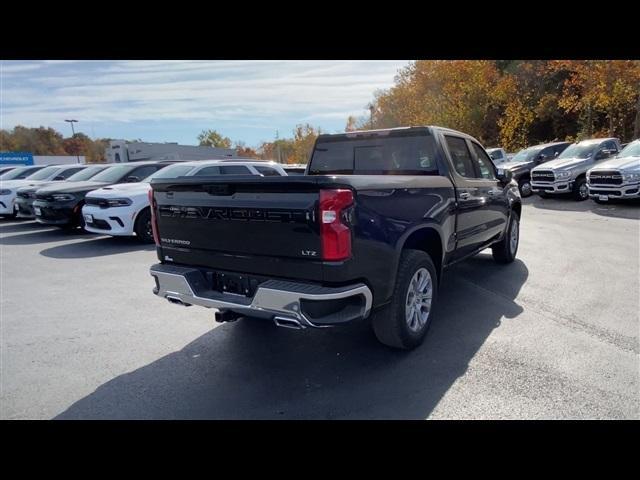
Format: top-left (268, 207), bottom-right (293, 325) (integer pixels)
top-left (82, 160), bottom-right (287, 242)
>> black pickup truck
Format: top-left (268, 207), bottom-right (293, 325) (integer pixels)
top-left (149, 126), bottom-right (522, 349)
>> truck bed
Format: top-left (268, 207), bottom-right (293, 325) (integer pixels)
top-left (150, 174), bottom-right (456, 305)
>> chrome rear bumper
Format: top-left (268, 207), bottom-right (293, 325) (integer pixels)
top-left (150, 263), bottom-right (373, 328)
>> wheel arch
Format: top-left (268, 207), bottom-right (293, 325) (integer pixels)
top-left (397, 225), bottom-right (445, 284)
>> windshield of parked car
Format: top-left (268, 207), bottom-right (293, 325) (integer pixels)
top-left (89, 164), bottom-right (138, 183)
top-left (618, 141), bottom-right (640, 157)
top-left (558, 142), bottom-right (599, 159)
top-left (309, 133), bottom-right (440, 175)
top-left (25, 166), bottom-right (62, 181)
top-left (66, 165), bottom-right (110, 182)
top-left (511, 146), bottom-right (543, 163)
top-left (0, 167), bottom-right (40, 180)
top-left (143, 164), bottom-right (195, 182)
top-left (487, 149), bottom-right (503, 160)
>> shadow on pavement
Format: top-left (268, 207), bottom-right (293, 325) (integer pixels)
top-left (0, 225), bottom-right (93, 245)
top-left (526, 195), bottom-right (640, 220)
top-left (0, 220), bottom-right (55, 234)
top-left (55, 254), bottom-right (528, 419)
top-left (40, 236), bottom-right (154, 259)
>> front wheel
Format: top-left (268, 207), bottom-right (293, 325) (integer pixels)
top-left (573, 178), bottom-right (589, 201)
top-left (518, 178), bottom-right (533, 198)
top-left (371, 249), bottom-right (438, 350)
top-left (134, 208), bottom-right (154, 243)
top-left (492, 212), bottom-right (519, 264)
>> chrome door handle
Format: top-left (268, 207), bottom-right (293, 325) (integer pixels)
top-left (459, 192), bottom-right (470, 200)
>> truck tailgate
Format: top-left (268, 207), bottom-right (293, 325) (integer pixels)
top-left (151, 177), bottom-right (326, 267)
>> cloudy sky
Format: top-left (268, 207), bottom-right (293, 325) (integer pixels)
top-left (1, 60), bottom-right (410, 147)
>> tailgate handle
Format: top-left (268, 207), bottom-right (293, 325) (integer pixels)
top-left (205, 185), bottom-right (234, 196)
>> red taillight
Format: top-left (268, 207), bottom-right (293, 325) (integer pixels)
top-left (319, 189), bottom-right (353, 261)
top-left (148, 188), bottom-right (160, 246)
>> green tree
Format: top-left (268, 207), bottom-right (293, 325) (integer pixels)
top-left (198, 129), bottom-right (232, 148)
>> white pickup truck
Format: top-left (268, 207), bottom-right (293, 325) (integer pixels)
top-left (587, 139), bottom-right (640, 203)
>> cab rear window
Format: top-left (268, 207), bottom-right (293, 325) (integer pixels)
top-left (308, 133), bottom-right (440, 175)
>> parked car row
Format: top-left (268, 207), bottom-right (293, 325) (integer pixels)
top-left (499, 138), bottom-right (639, 203)
top-left (0, 159), bottom-right (288, 243)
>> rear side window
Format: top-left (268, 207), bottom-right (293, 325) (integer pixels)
top-left (309, 133), bottom-right (440, 175)
top-left (445, 136), bottom-right (475, 178)
top-left (55, 167), bottom-right (84, 180)
top-left (220, 165), bottom-right (252, 175)
top-left (194, 166), bottom-right (220, 176)
top-left (130, 165), bottom-right (160, 180)
top-left (254, 166), bottom-right (282, 176)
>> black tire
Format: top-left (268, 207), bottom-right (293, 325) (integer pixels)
top-left (1, 212), bottom-right (17, 220)
top-left (371, 249), bottom-right (438, 350)
top-left (573, 177), bottom-right (589, 201)
top-left (492, 211), bottom-right (519, 264)
top-left (518, 178), bottom-right (533, 198)
top-left (134, 208), bottom-right (154, 243)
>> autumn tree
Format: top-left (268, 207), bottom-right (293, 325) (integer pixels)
top-left (359, 61), bottom-right (503, 145)
top-left (197, 129), bottom-right (232, 148)
top-left (234, 141), bottom-right (259, 159)
top-left (345, 115), bottom-right (358, 132)
top-left (290, 124), bottom-right (321, 164)
top-left (552, 60), bottom-right (640, 140)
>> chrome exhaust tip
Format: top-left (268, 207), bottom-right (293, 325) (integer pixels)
top-left (166, 295), bottom-right (192, 307)
top-left (273, 316), bottom-right (304, 330)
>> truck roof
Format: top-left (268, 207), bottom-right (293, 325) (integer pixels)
top-left (167, 158), bottom-right (281, 168)
top-left (573, 137), bottom-right (619, 145)
top-left (320, 125), bottom-right (476, 141)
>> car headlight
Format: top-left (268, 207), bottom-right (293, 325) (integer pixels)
top-left (106, 198), bottom-right (133, 207)
top-left (623, 172), bottom-right (640, 182)
top-left (556, 171), bottom-right (571, 179)
top-left (52, 193), bottom-right (76, 201)
top-left (0, 189), bottom-right (12, 195)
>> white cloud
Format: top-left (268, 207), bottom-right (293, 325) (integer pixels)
top-left (0, 60), bottom-right (410, 131)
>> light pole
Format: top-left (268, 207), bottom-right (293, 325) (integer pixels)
top-left (65, 119), bottom-right (80, 163)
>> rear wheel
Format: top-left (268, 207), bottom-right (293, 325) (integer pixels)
top-left (372, 249), bottom-right (438, 350)
top-left (134, 208), bottom-right (154, 243)
top-left (573, 178), bottom-right (589, 201)
top-left (492, 212), bottom-right (519, 264)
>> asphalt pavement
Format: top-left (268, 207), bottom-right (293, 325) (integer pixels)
top-left (0, 195), bottom-right (638, 419)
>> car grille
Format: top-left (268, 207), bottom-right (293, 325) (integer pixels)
top-left (589, 170), bottom-right (623, 186)
top-left (590, 189), bottom-right (622, 196)
top-left (35, 193), bottom-right (54, 201)
top-left (17, 191), bottom-right (34, 199)
top-left (532, 170), bottom-right (555, 182)
top-left (85, 197), bottom-right (110, 208)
